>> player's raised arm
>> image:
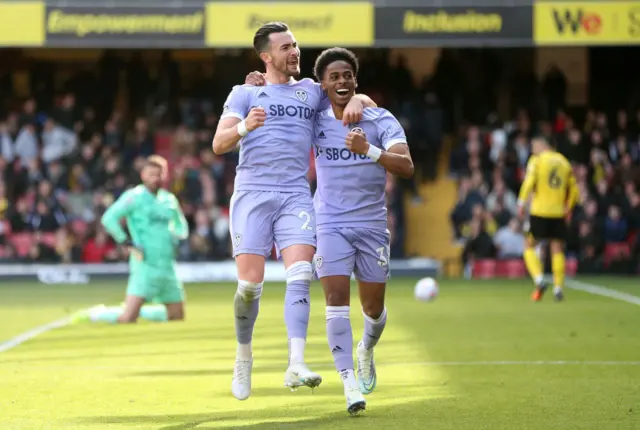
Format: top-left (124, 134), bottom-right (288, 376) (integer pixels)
top-left (101, 190), bottom-right (135, 244)
top-left (212, 86), bottom-right (266, 155)
top-left (169, 195), bottom-right (189, 240)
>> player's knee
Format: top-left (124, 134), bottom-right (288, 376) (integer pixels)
top-left (286, 261), bottom-right (313, 286)
top-left (325, 288), bottom-right (349, 306)
top-left (237, 280), bottom-right (263, 301)
top-left (550, 241), bottom-right (564, 254)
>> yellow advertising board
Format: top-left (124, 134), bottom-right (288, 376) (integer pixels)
top-left (535, 1), bottom-right (640, 45)
top-left (206, 2), bottom-right (374, 47)
top-left (0, 2), bottom-right (45, 46)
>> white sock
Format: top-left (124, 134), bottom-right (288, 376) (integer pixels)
top-left (554, 286), bottom-right (563, 294)
top-left (339, 369), bottom-right (358, 390)
top-left (534, 274), bottom-right (544, 285)
top-left (237, 343), bottom-right (252, 361)
top-left (289, 337), bottom-right (305, 364)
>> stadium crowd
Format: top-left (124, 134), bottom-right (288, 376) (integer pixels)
top-left (0, 50), bottom-right (430, 263)
top-left (450, 107), bottom-right (640, 274)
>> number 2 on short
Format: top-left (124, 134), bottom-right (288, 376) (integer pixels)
top-left (298, 211), bottom-right (313, 230)
top-left (376, 246), bottom-right (388, 266)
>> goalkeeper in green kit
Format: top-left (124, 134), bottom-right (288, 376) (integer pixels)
top-left (73, 156), bottom-right (189, 324)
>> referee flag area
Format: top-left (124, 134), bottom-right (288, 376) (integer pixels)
top-left (1, 277), bottom-right (639, 429)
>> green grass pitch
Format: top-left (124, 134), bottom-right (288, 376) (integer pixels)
top-left (1, 277), bottom-right (640, 429)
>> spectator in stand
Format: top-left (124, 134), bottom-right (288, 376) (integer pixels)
top-left (0, 180), bottom-right (7, 221)
top-left (29, 199), bottom-right (65, 232)
top-left (450, 126), bottom-right (485, 177)
top-left (493, 218), bottom-right (525, 259)
top-left (450, 177), bottom-right (485, 238)
top-left (27, 232), bottom-right (59, 262)
top-left (41, 118), bottom-right (77, 164)
top-left (462, 219), bottom-right (495, 264)
top-left (0, 122), bottom-right (14, 161)
top-left (82, 230), bottom-right (117, 263)
top-left (604, 205), bottom-right (628, 243)
top-left (0, 244), bottom-right (18, 262)
top-left (14, 122), bottom-right (39, 164)
top-left (55, 228), bottom-right (83, 263)
top-left (558, 128), bottom-right (589, 165)
top-left (485, 178), bottom-right (518, 216)
top-left (625, 192), bottom-right (640, 229)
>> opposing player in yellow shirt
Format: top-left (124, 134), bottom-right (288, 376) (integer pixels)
top-left (517, 137), bottom-right (579, 302)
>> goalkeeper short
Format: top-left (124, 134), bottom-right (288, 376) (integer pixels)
top-left (127, 260), bottom-right (184, 304)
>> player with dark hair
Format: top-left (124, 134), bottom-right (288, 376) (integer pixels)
top-left (518, 137), bottom-right (579, 301)
top-left (213, 23), bottom-right (377, 401)
top-left (312, 47), bottom-right (414, 414)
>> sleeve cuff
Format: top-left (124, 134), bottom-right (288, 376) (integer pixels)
top-left (383, 138), bottom-right (407, 151)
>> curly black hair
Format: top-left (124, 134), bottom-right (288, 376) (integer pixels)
top-left (313, 47), bottom-right (359, 81)
top-left (253, 22), bottom-right (289, 54)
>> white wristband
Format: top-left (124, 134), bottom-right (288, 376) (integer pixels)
top-left (366, 144), bottom-right (382, 162)
top-left (237, 120), bottom-right (249, 137)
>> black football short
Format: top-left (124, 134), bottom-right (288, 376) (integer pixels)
top-left (528, 215), bottom-right (566, 240)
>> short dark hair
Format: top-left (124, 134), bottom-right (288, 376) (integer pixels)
top-left (146, 155), bottom-right (167, 171)
top-left (253, 22), bottom-right (289, 54)
top-left (313, 47), bottom-right (359, 81)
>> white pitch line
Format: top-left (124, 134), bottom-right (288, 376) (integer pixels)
top-left (0, 316), bottom-right (72, 353)
top-left (566, 279), bottom-right (640, 306)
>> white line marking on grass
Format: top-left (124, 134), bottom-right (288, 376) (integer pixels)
top-left (566, 279), bottom-right (640, 306)
top-left (0, 316), bottom-right (72, 353)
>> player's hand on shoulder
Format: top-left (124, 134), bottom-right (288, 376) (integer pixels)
top-left (245, 71), bottom-right (266, 86)
top-left (246, 107), bottom-right (266, 131)
top-left (345, 129), bottom-right (368, 154)
top-left (342, 98), bottom-right (364, 125)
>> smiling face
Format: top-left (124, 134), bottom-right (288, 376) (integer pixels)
top-left (321, 60), bottom-right (357, 108)
top-left (262, 31), bottom-right (300, 77)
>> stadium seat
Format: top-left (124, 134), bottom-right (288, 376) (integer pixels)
top-left (41, 233), bottom-right (57, 248)
top-left (472, 259), bottom-right (497, 279)
top-left (495, 259), bottom-right (527, 279)
top-left (10, 233), bottom-right (34, 256)
top-left (566, 257), bottom-right (578, 276)
top-left (603, 243), bottom-right (630, 267)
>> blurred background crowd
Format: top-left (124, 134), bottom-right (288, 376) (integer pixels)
top-left (0, 47), bottom-right (639, 275)
top-left (451, 108), bottom-right (640, 274)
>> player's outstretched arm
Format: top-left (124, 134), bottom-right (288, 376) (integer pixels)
top-left (169, 196), bottom-right (189, 240)
top-left (101, 192), bottom-right (134, 244)
top-left (212, 108), bottom-right (266, 155)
